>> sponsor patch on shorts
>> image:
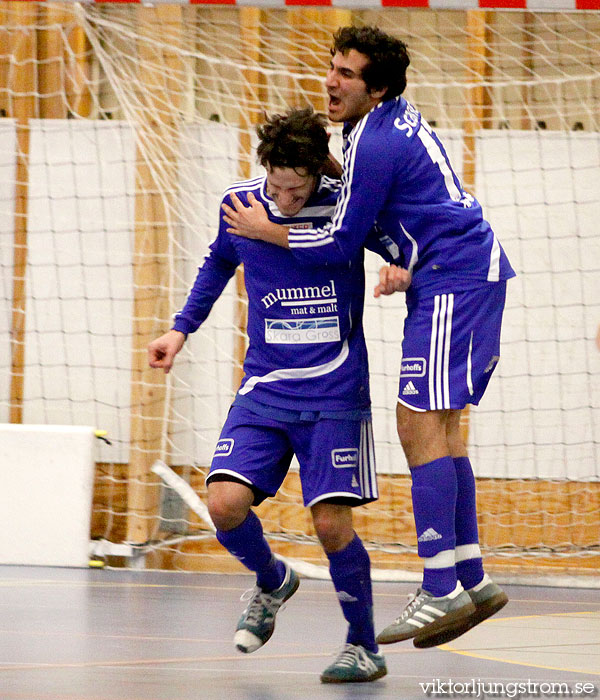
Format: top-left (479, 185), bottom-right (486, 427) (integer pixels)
top-left (213, 438), bottom-right (234, 457)
top-left (331, 448), bottom-right (359, 468)
top-left (401, 357), bottom-right (426, 377)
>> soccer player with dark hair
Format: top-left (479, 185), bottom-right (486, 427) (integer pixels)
top-left (223, 26), bottom-right (515, 649)
top-left (148, 107), bottom-right (410, 683)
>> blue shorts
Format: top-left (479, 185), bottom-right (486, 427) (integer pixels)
top-left (206, 406), bottom-right (378, 507)
top-left (398, 283), bottom-right (507, 411)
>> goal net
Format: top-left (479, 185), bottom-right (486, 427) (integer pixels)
top-left (1, 1), bottom-right (598, 581)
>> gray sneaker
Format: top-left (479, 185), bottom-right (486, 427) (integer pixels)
top-left (320, 644), bottom-right (387, 684)
top-left (413, 574), bottom-right (508, 648)
top-left (466, 575), bottom-right (508, 627)
top-left (234, 563), bottom-right (300, 653)
top-left (377, 583), bottom-right (475, 648)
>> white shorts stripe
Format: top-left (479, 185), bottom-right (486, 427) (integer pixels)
top-left (358, 421), bottom-right (367, 499)
top-left (366, 420), bottom-right (377, 499)
top-left (358, 419), bottom-right (377, 500)
top-left (443, 294), bottom-right (454, 409)
top-left (429, 294), bottom-right (454, 410)
top-left (435, 294), bottom-right (447, 410)
top-left (429, 295), bottom-right (440, 410)
top-left (368, 421), bottom-right (378, 499)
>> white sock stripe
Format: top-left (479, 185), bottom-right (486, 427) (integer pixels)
top-left (455, 543), bottom-right (482, 562)
top-left (423, 549), bottom-right (456, 569)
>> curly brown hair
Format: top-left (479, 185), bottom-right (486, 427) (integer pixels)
top-left (256, 108), bottom-right (330, 176)
top-left (332, 25), bottom-right (410, 100)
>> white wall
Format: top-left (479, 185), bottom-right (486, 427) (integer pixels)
top-left (24, 120), bottom-right (136, 464)
top-left (474, 130), bottom-right (600, 479)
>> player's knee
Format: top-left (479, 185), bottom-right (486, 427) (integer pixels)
top-left (207, 499), bottom-right (246, 531)
top-left (316, 527), bottom-right (349, 553)
top-left (396, 403), bottom-right (451, 464)
top-left (446, 410), bottom-right (467, 456)
top-left (207, 482), bottom-right (252, 531)
top-left (311, 505), bottom-right (353, 553)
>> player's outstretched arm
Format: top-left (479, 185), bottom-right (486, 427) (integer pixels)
top-left (222, 192), bottom-right (290, 248)
top-left (373, 265), bottom-right (412, 298)
top-left (148, 329), bottom-right (186, 374)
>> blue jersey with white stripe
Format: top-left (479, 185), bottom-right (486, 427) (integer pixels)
top-left (173, 174), bottom-right (394, 412)
top-left (288, 97), bottom-right (515, 297)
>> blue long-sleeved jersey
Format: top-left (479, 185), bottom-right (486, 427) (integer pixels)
top-left (173, 174), bottom-right (395, 412)
top-left (288, 98), bottom-right (515, 296)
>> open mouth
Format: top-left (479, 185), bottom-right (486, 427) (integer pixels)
top-left (328, 95), bottom-right (341, 107)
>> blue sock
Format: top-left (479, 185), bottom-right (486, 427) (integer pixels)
top-left (454, 456), bottom-right (485, 590)
top-left (216, 510), bottom-right (285, 592)
top-left (411, 456), bottom-right (458, 597)
top-left (327, 534), bottom-right (377, 653)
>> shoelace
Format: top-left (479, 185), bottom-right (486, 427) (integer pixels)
top-left (239, 587), bottom-right (285, 625)
top-left (395, 589), bottom-right (428, 623)
top-left (331, 644), bottom-right (376, 672)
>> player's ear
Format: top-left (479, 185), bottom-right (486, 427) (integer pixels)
top-left (320, 153), bottom-right (342, 179)
top-left (369, 85), bottom-right (388, 101)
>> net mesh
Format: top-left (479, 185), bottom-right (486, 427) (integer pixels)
top-left (0, 3), bottom-right (599, 579)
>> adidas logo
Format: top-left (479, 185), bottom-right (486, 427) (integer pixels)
top-left (418, 527), bottom-right (443, 542)
top-left (402, 381), bottom-right (419, 395)
top-left (351, 475), bottom-right (359, 488)
top-left (337, 591), bottom-right (359, 603)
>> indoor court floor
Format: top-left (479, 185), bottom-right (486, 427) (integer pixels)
top-left (1, 565), bottom-right (598, 700)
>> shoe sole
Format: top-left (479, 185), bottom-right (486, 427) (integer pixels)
top-left (235, 573), bottom-right (300, 653)
top-left (413, 592), bottom-right (508, 649)
top-left (377, 627), bottom-right (417, 644)
top-left (320, 667), bottom-right (387, 684)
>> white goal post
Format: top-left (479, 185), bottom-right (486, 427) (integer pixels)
top-left (0, 0), bottom-right (598, 581)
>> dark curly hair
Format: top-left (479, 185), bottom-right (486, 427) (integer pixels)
top-left (332, 25), bottom-right (410, 100)
top-left (256, 108), bottom-right (329, 176)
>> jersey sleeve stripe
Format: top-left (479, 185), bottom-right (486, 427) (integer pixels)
top-left (223, 176), bottom-right (264, 197)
